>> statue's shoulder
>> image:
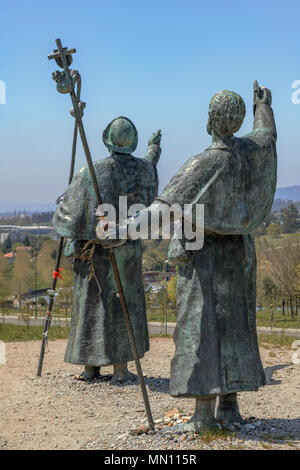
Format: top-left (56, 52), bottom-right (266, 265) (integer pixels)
top-left (94, 154), bottom-right (156, 179)
top-left (74, 158), bottom-right (108, 177)
top-left (75, 158), bottom-right (108, 175)
top-left (238, 127), bottom-right (274, 150)
top-left (94, 156), bottom-right (114, 168)
top-left (136, 154), bottom-right (158, 172)
top-left (92, 156), bottom-right (117, 176)
top-left (71, 159), bottom-right (114, 187)
top-left (178, 149), bottom-right (224, 177)
top-left (119, 153), bottom-right (157, 175)
top-left (161, 148), bottom-right (227, 206)
top-left (165, 150), bottom-right (212, 189)
top-left (71, 164), bottom-right (89, 183)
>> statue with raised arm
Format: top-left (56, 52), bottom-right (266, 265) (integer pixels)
top-left (53, 117), bottom-right (162, 381)
top-left (97, 82), bottom-right (277, 430)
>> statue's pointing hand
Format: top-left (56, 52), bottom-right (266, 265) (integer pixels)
top-left (148, 129), bottom-right (162, 146)
top-left (253, 80), bottom-right (272, 107)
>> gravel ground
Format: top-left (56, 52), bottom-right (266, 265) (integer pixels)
top-left (0, 337), bottom-right (299, 450)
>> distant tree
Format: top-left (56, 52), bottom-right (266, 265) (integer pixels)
top-left (272, 199), bottom-right (292, 212)
top-left (280, 203), bottom-right (300, 233)
top-left (32, 211), bottom-right (54, 225)
top-left (1, 235), bottom-right (12, 254)
top-left (12, 251), bottom-right (34, 300)
top-left (30, 235), bottom-right (46, 252)
top-left (252, 211), bottom-right (279, 237)
top-left (167, 272), bottom-right (177, 305)
top-left (37, 239), bottom-right (73, 288)
top-left (24, 235), bottom-right (31, 246)
top-left (264, 212), bottom-right (279, 227)
top-left (260, 276), bottom-right (279, 327)
top-left (262, 277), bottom-right (277, 300)
top-left (296, 264), bottom-right (300, 295)
top-left (262, 237), bottom-right (300, 319)
top-left (37, 240), bottom-right (59, 285)
top-left (56, 268), bottom-right (74, 316)
top-left (142, 240), bottom-right (169, 271)
top-left (0, 255), bottom-right (12, 302)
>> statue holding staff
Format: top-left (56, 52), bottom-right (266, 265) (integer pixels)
top-left (53, 117), bottom-right (162, 382)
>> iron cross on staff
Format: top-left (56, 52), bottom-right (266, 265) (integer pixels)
top-left (47, 39), bottom-right (155, 431)
top-left (37, 46), bottom-right (81, 379)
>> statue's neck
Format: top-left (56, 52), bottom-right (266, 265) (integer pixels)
top-left (206, 132), bottom-right (236, 151)
top-left (211, 132), bottom-right (234, 146)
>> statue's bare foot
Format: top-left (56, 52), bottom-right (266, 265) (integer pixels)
top-left (75, 372), bottom-right (93, 382)
top-left (171, 419), bottom-right (219, 434)
top-left (112, 362), bottom-right (136, 383)
top-left (166, 396), bottom-right (218, 434)
top-left (75, 366), bottom-right (100, 382)
top-left (113, 371), bottom-right (136, 383)
top-left (216, 393), bottom-right (246, 424)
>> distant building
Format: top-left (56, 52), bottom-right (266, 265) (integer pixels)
top-left (0, 295), bottom-right (18, 309)
top-left (0, 225), bottom-right (55, 243)
top-left (20, 288), bottom-right (51, 303)
top-left (143, 268), bottom-right (176, 283)
top-left (143, 271), bottom-right (162, 282)
top-left (165, 265), bottom-right (176, 281)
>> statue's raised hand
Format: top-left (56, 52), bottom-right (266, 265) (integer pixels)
top-left (253, 80), bottom-right (272, 107)
top-left (148, 129), bottom-right (162, 146)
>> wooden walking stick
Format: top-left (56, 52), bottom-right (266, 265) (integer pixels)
top-left (47, 39), bottom-right (155, 431)
top-left (37, 70), bottom-right (81, 377)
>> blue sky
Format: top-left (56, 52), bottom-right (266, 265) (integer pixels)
top-left (1, 0), bottom-right (300, 211)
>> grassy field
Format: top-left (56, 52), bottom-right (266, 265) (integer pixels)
top-left (256, 310), bottom-right (300, 329)
top-left (0, 323), bottom-right (298, 346)
top-left (0, 323), bottom-right (70, 342)
top-left (257, 333), bottom-right (298, 347)
top-left (146, 308), bottom-right (176, 324)
top-left (255, 231), bottom-right (300, 250)
top-left (0, 307), bottom-right (72, 317)
top-left (2, 306), bottom-right (299, 333)
top-left (2, 308), bottom-right (299, 330)
top-left (147, 308), bottom-right (300, 330)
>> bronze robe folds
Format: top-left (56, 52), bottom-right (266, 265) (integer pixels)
top-left (53, 152), bottom-right (159, 366)
top-left (162, 103), bottom-right (277, 396)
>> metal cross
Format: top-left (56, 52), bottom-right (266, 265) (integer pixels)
top-left (48, 40), bottom-right (76, 68)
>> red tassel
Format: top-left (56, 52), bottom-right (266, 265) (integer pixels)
top-left (53, 268), bottom-right (63, 280)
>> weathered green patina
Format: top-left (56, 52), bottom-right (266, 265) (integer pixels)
top-left (97, 83), bottom-right (277, 429)
top-left (163, 89), bottom-right (277, 400)
top-left (53, 117), bottom-right (161, 369)
top-left (165, 84), bottom-right (276, 429)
